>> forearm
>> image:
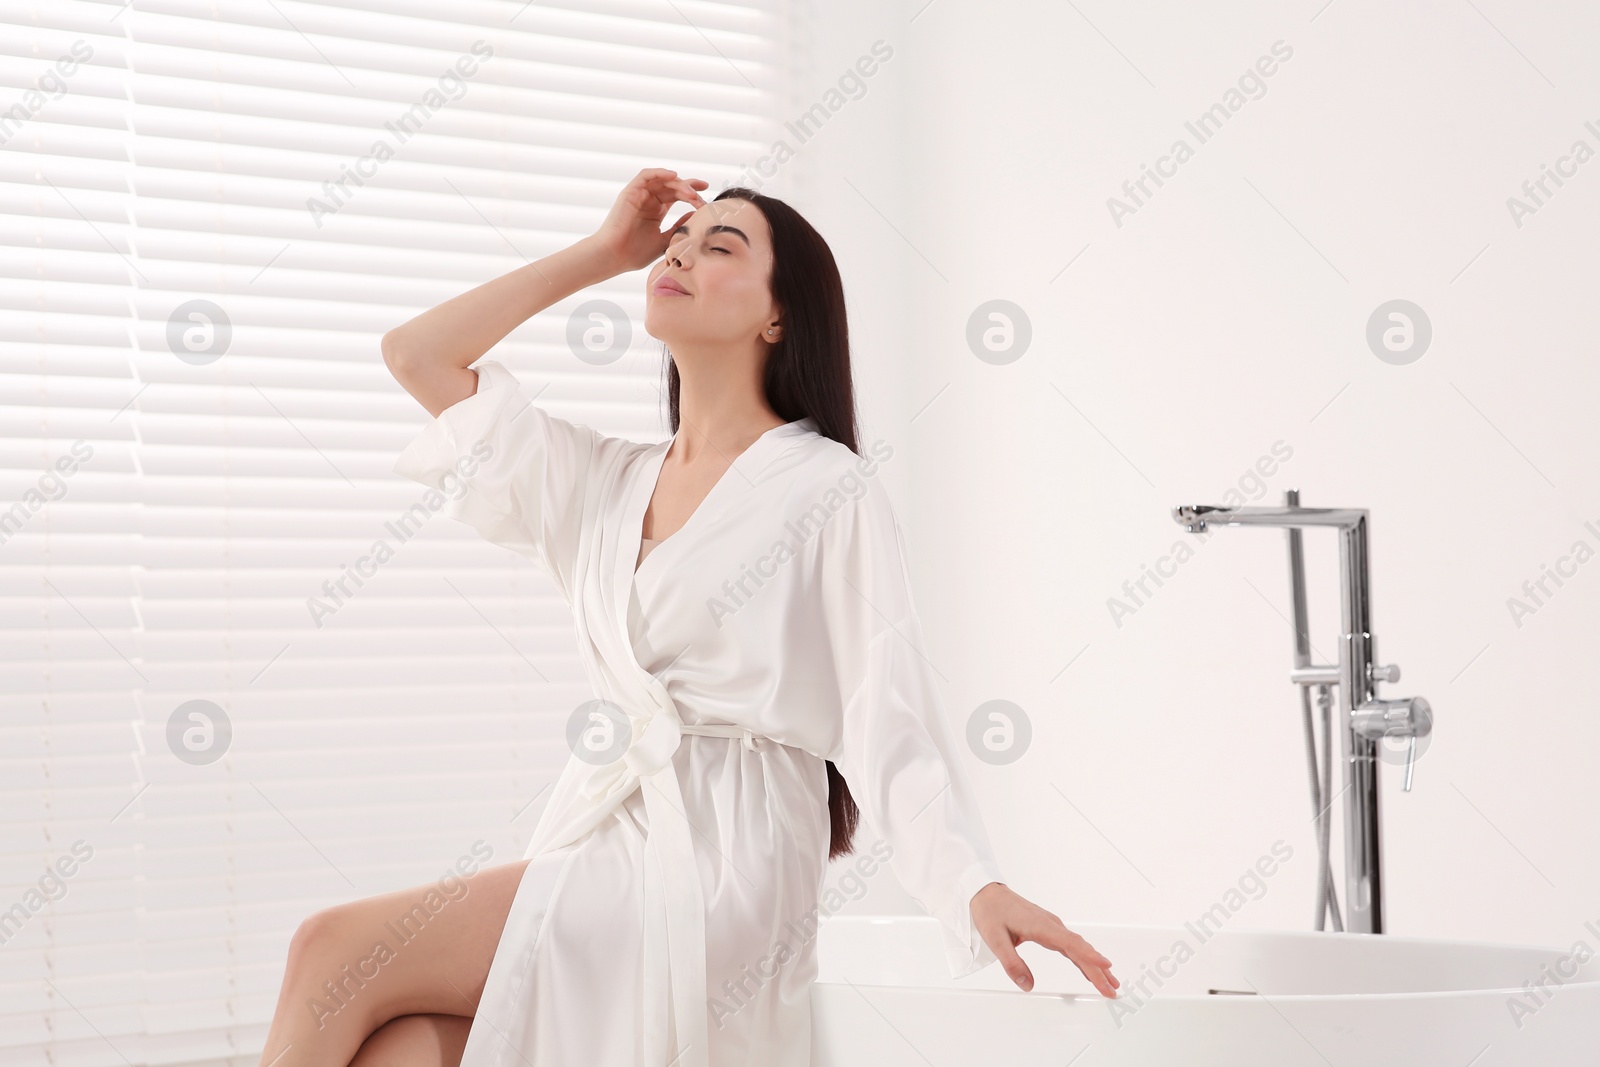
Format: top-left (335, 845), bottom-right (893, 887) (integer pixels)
top-left (381, 234), bottom-right (622, 372)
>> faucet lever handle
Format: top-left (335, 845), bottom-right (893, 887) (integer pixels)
top-left (1352, 696), bottom-right (1432, 794)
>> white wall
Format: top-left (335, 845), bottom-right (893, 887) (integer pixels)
top-left (789, 0), bottom-right (1600, 953)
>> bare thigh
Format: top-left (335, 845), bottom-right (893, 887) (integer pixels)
top-left (318, 857), bottom-right (533, 1018)
top-left (260, 857), bottom-right (533, 1067)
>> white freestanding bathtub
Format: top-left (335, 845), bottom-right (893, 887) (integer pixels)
top-left (811, 916), bottom-right (1600, 1066)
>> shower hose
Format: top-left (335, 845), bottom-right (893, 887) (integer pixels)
top-left (1301, 682), bottom-right (1343, 931)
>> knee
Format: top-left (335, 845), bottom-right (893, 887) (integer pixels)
top-left (281, 903), bottom-right (393, 1035)
top-left (285, 902), bottom-right (358, 981)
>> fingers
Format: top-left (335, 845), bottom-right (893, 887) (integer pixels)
top-left (1042, 919), bottom-right (1114, 973)
top-left (990, 939), bottom-right (1036, 993)
top-left (634, 169), bottom-right (707, 211)
top-left (976, 887), bottom-right (1121, 1000)
top-left (997, 929), bottom-right (1116, 998)
top-left (1021, 918), bottom-right (1121, 999)
top-left (631, 167), bottom-right (709, 198)
top-left (1043, 927), bottom-right (1120, 1004)
top-left (1081, 963), bottom-right (1118, 999)
top-left (665, 178), bottom-right (706, 209)
top-left (1062, 936), bottom-right (1119, 999)
top-left (635, 168), bottom-right (705, 186)
top-left (649, 179), bottom-right (707, 244)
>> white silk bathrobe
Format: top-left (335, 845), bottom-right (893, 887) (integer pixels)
top-left (393, 360), bottom-right (1005, 1067)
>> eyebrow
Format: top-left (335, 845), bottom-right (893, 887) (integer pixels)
top-left (671, 221), bottom-right (750, 247)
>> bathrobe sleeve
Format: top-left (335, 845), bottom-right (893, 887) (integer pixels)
top-left (817, 475), bottom-right (1006, 979)
top-left (391, 359), bottom-right (604, 603)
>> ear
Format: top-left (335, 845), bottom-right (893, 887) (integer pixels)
top-left (762, 303), bottom-right (784, 344)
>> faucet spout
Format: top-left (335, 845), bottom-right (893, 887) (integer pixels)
top-left (1172, 503), bottom-right (1367, 532)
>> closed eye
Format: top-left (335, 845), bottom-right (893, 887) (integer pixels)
top-left (662, 244), bottom-right (733, 261)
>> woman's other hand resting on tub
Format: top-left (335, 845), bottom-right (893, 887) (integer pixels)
top-left (972, 882), bottom-right (1121, 998)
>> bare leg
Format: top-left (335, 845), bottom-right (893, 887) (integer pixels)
top-left (257, 858), bottom-right (532, 1067)
top-left (347, 1015), bottom-right (471, 1067)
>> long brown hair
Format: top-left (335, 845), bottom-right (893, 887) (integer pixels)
top-left (663, 185), bottom-right (862, 861)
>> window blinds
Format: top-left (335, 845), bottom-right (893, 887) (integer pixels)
top-left (0, 1), bottom-right (789, 1062)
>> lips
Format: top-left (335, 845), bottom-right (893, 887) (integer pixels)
top-left (653, 275), bottom-right (689, 296)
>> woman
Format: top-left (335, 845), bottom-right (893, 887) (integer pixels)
top-left (258, 168), bottom-right (1118, 1067)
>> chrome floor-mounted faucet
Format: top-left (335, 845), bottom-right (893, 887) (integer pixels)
top-left (1171, 490), bottom-right (1433, 935)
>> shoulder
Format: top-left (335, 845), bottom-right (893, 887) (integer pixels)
top-left (785, 430), bottom-right (899, 502)
top-left (771, 431), bottom-right (908, 556)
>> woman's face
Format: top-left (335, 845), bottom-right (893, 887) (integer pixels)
top-left (644, 198), bottom-right (780, 351)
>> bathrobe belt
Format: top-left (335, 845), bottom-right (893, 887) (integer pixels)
top-left (623, 712), bottom-right (772, 1067)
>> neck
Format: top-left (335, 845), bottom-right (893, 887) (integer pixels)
top-left (670, 345), bottom-right (784, 463)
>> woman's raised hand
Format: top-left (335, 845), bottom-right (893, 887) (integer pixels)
top-left (970, 882), bottom-right (1121, 999)
top-left (593, 168), bottom-right (709, 275)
